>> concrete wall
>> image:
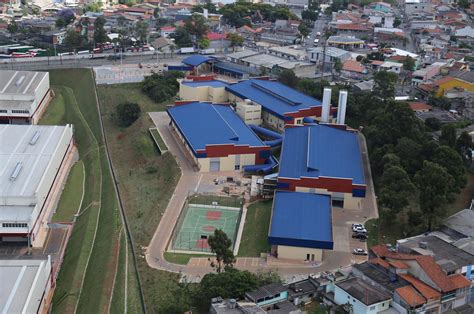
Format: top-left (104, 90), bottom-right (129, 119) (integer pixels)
top-left (179, 83), bottom-right (229, 103)
top-left (334, 285), bottom-right (390, 314)
top-left (236, 102), bottom-right (262, 125)
top-left (277, 245), bottom-right (323, 261)
top-left (294, 187), bottom-right (362, 209)
top-left (26, 257), bottom-right (52, 314)
top-left (262, 111), bottom-right (285, 132)
top-left (198, 153), bottom-right (256, 172)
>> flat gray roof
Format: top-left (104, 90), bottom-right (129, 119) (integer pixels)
top-left (443, 209), bottom-right (474, 238)
top-left (0, 70), bottom-right (48, 97)
top-left (0, 125), bottom-right (71, 200)
top-left (226, 49), bottom-right (260, 60)
top-left (309, 46), bottom-right (350, 58)
top-left (0, 258), bottom-right (51, 313)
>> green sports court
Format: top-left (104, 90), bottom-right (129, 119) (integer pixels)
top-left (172, 203), bottom-right (242, 253)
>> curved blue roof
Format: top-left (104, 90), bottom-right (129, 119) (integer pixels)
top-left (225, 79), bottom-right (322, 119)
top-left (167, 102), bottom-right (266, 155)
top-left (182, 55), bottom-right (215, 66)
top-left (279, 125), bottom-right (365, 185)
top-left (269, 191), bottom-right (333, 249)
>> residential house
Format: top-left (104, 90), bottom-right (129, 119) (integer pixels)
top-left (372, 60), bottom-right (403, 73)
top-left (334, 277), bottom-right (392, 313)
top-left (341, 60), bottom-right (368, 79)
top-left (40, 29), bottom-right (66, 45)
top-left (411, 62), bottom-right (447, 85)
top-left (308, 46), bottom-right (351, 64)
top-left (433, 72), bottom-right (474, 97)
top-left (267, 46), bottom-right (307, 61)
top-left (409, 101), bottom-right (433, 112)
top-left (371, 245), bottom-right (471, 311)
top-left (160, 26), bottom-right (176, 38)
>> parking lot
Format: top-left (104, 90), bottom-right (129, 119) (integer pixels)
top-left (94, 63), bottom-right (166, 85)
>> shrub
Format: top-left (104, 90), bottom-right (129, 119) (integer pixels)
top-left (116, 102), bottom-right (141, 127)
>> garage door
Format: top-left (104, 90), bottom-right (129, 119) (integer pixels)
top-left (210, 160), bottom-right (220, 172)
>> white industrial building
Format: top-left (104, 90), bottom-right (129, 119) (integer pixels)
top-left (0, 124), bottom-right (75, 247)
top-left (0, 70), bottom-right (52, 124)
top-left (0, 257), bottom-right (53, 314)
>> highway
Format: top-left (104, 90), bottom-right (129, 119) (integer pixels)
top-left (0, 52), bottom-right (187, 71)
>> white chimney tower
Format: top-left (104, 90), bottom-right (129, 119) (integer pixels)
top-left (321, 88), bottom-right (332, 123)
top-left (337, 90), bottom-right (348, 125)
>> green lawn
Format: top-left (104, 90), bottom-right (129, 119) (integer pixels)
top-left (97, 83), bottom-right (182, 312)
top-left (164, 252), bottom-right (211, 265)
top-left (238, 200), bottom-right (272, 257)
top-left (51, 161), bottom-right (85, 223)
top-left (44, 69), bottom-right (125, 314)
top-left (150, 128), bottom-right (168, 153)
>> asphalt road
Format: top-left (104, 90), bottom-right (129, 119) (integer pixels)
top-left (306, 16), bottom-right (328, 48)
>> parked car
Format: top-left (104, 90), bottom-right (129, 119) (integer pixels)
top-left (316, 31), bottom-right (321, 36)
top-left (351, 223), bottom-right (364, 232)
top-left (352, 233), bottom-right (368, 240)
top-left (353, 248), bottom-right (368, 255)
top-left (313, 38), bottom-right (319, 46)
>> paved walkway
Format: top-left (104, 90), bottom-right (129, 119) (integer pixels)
top-left (145, 113), bottom-right (379, 279)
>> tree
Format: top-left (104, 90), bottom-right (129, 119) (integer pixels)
top-left (432, 145), bottom-right (466, 190)
top-left (171, 27), bottom-right (192, 47)
top-left (94, 16), bottom-right (108, 44)
top-left (301, 10), bottom-right (317, 22)
top-left (458, 0), bottom-right (470, 9)
top-left (142, 71), bottom-right (184, 102)
top-left (55, 18), bottom-right (66, 28)
top-left (83, 2), bottom-right (102, 13)
top-left (297, 79), bottom-right (330, 100)
top-left (424, 117), bottom-right (441, 131)
top-left (373, 71), bottom-right (398, 100)
top-left (415, 161), bottom-right (452, 230)
top-left (379, 165), bottom-right (415, 221)
top-left (135, 20), bottom-right (149, 43)
top-left (227, 33), bottom-right (244, 50)
top-left (116, 102), bottom-right (141, 127)
top-left (403, 56), bottom-right (415, 71)
top-left (395, 137), bottom-right (422, 175)
top-left (429, 96), bottom-right (451, 110)
top-left (208, 229), bottom-right (236, 273)
top-left (278, 69), bottom-right (299, 88)
top-left (333, 58), bottom-right (342, 73)
top-left (192, 2), bottom-right (217, 13)
top-left (64, 29), bottom-right (83, 49)
top-left (393, 16), bottom-right (402, 28)
top-left (456, 131), bottom-right (472, 165)
top-left (7, 20), bottom-right (18, 34)
top-left (192, 269), bottom-right (280, 312)
top-left (184, 13), bottom-right (209, 39)
top-left (198, 37), bottom-right (210, 49)
top-left (298, 23), bottom-right (310, 38)
top-left (57, 8), bottom-right (75, 25)
top-left (439, 124), bottom-right (456, 148)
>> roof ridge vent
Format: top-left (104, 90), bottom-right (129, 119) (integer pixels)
top-left (15, 75), bottom-right (26, 87)
top-left (10, 162), bottom-right (23, 181)
top-left (29, 131), bottom-right (40, 145)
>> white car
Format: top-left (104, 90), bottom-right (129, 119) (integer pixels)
top-left (313, 38), bottom-right (319, 46)
top-left (354, 226), bottom-right (368, 233)
top-left (316, 31), bottom-right (321, 36)
top-left (353, 248), bottom-right (368, 255)
top-left (351, 223), bottom-right (365, 232)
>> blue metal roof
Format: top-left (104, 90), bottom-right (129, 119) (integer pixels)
top-left (269, 191), bottom-right (333, 249)
top-left (214, 63), bottom-right (248, 76)
top-left (279, 125), bottom-right (365, 185)
top-left (225, 79), bottom-right (322, 119)
top-left (167, 102), bottom-right (266, 155)
top-left (181, 80), bottom-right (228, 88)
top-left (182, 55), bottom-right (214, 66)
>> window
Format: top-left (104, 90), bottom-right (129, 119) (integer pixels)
top-left (0, 110), bottom-right (7, 113)
top-left (370, 306), bottom-right (375, 310)
top-left (11, 110), bottom-right (29, 114)
top-left (234, 165), bottom-right (240, 170)
top-left (2, 223), bottom-right (27, 228)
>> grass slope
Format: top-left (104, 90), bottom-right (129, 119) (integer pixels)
top-left (51, 161), bottom-right (84, 223)
top-left (238, 200), bottom-right (272, 257)
top-left (44, 69), bottom-right (124, 314)
top-left (97, 83), bottom-right (181, 312)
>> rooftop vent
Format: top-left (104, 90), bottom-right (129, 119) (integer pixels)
top-left (419, 241), bottom-right (428, 249)
top-left (29, 131), bottom-right (40, 145)
top-left (10, 162), bottom-right (23, 181)
top-left (15, 75), bottom-right (26, 87)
